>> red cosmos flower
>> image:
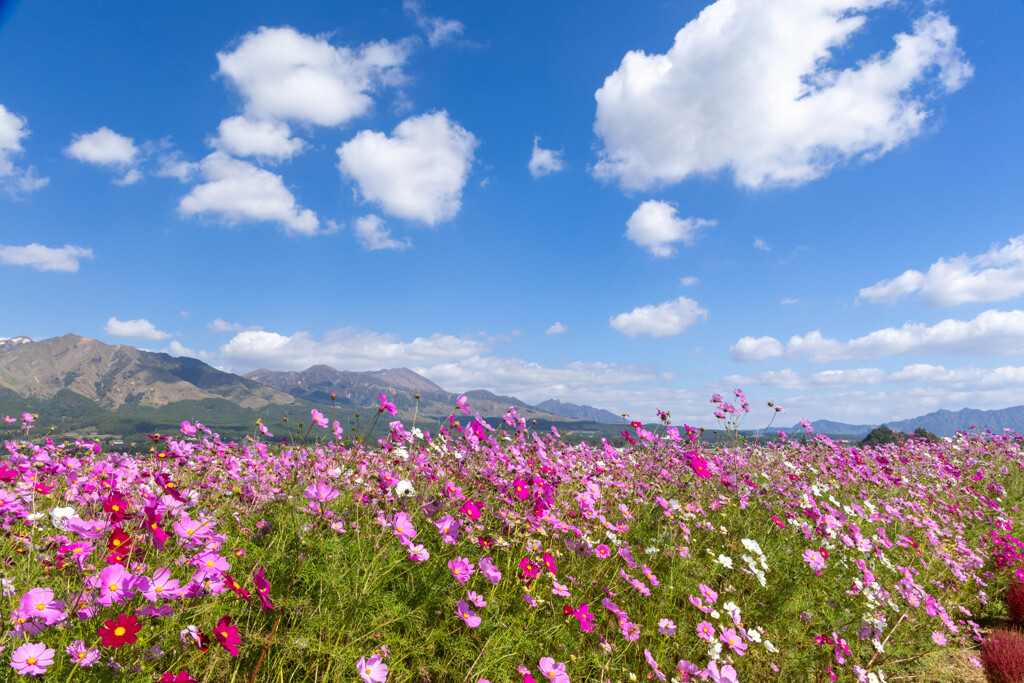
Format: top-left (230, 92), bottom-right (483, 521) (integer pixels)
top-left (104, 493), bottom-right (130, 521)
top-left (562, 605), bottom-right (573, 616)
top-left (519, 557), bottom-right (539, 579)
top-left (98, 613), bottom-right (141, 648)
top-left (107, 527), bottom-right (133, 553)
top-left (224, 574), bottom-right (250, 601)
top-left (214, 615), bottom-right (241, 656)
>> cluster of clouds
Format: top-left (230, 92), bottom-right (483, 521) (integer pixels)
top-left (731, 309), bottom-right (1024, 363)
top-left (859, 235), bottom-right (1024, 308)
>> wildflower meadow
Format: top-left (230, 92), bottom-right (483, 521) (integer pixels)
top-left (2, 391), bottom-right (1023, 682)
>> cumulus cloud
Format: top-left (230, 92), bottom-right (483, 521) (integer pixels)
top-left (353, 214), bottom-right (411, 251)
top-left (528, 136), bottom-right (566, 178)
top-left (403, 0), bottom-right (465, 47)
top-left (0, 243), bottom-right (93, 272)
top-left (337, 110), bottom-right (477, 225)
top-left (66, 127), bottom-right (141, 183)
top-left (105, 317), bottom-right (171, 340)
top-left (592, 2), bottom-right (972, 191)
top-left (178, 152), bottom-right (318, 234)
top-left (0, 104), bottom-right (48, 196)
top-left (733, 309), bottom-right (1024, 363)
top-left (625, 200), bottom-right (714, 257)
top-left (859, 235), bottom-right (1024, 307)
top-left (217, 26), bottom-right (410, 128)
top-left (211, 116), bottom-right (306, 161)
top-left (545, 322), bottom-right (568, 335)
top-left (610, 296), bottom-right (708, 338)
top-left (730, 335), bottom-right (784, 361)
top-left (753, 238), bottom-right (771, 252)
top-left (153, 150), bottom-right (199, 183)
top-left (680, 276), bottom-right (699, 287)
top-left (220, 327), bottom-right (490, 372)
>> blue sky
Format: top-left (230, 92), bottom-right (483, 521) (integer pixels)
top-left (2, 0), bottom-right (1023, 426)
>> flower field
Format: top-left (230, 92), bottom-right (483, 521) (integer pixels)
top-left (2, 393), bottom-right (1023, 682)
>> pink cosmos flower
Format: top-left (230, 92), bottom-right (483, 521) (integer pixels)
top-left (696, 621), bottom-right (715, 642)
top-left (642, 564), bottom-right (660, 586)
top-left (617, 546), bottom-right (637, 568)
top-left (253, 567), bottom-right (275, 612)
top-left (304, 482), bottom-right (339, 502)
top-left (699, 583), bottom-right (718, 604)
top-left (392, 512), bottom-right (417, 542)
top-left (512, 478), bottom-right (530, 500)
top-left (65, 640), bottom-right (100, 667)
top-left (690, 454), bottom-right (712, 479)
top-left (479, 556), bottom-right (502, 584)
top-left (449, 557), bottom-right (475, 584)
top-left (10, 642), bottom-right (54, 676)
top-left (644, 649), bottom-right (667, 681)
top-left (467, 591), bottom-right (487, 607)
top-left (378, 393), bottom-right (397, 417)
top-left (720, 627), bottom-right (748, 655)
top-left (595, 544), bottom-right (611, 558)
top-left (803, 548), bottom-right (827, 573)
top-left (358, 653), bottom-right (388, 683)
top-left (192, 551), bottom-right (230, 578)
top-left (19, 587), bottom-right (66, 626)
top-left (456, 395), bottom-right (471, 415)
top-left (97, 564), bottom-right (137, 606)
top-left (538, 657), bottom-right (569, 683)
top-left (407, 543), bottom-right (430, 561)
top-left (551, 580), bottom-right (570, 597)
top-left (456, 599), bottom-right (481, 628)
top-left (519, 557), bottom-right (540, 579)
top-left (215, 615), bottom-right (241, 656)
top-left (932, 631), bottom-right (947, 646)
top-left (139, 568), bottom-right (183, 601)
top-left (542, 552), bottom-right (558, 575)
top-left (707, 660), bottom-right (738, 683)
top-left (658, 618), bottom-right (676, 635)
top-left (310, 409), bottom-right (328, 428)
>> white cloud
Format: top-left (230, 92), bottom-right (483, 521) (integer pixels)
top-left (417, 355), bottom-right (663, 408)
top-left (403, 0), bottom-right (465, 47)
top-left (353, 214), bottom-right (411, 251)
top-left (610, 296), bottom-right (708, 338)
top-left (208, 318), bottom-right (259, 333)
top-left (681, 276), bottom-right (699, 287)
top-left (219, 327), bottom-right (490, 372)
top-left (164, 340), bottom-right (214, 362)
top-left (65, 127), bottom-right (139, 166)
top-left (625, 200), bottom-right (714, 258)
top-left (178, 152), bottom-right (319, 235)
top-left (735, 309), bottom-right (1024, 363)
top-left (0, 243), bottom-right (93, 272)
top-left (545, 322), bottom-right (568, 335)
top-left (528, 136), bottom-right (566, 178)
top-left (153, 150), bottom-right (198, 183)
top-left (0, 104), bottom-right (48, 196)
top-left (753, 237), bottom-right (771, 252)
top-left (859, 235), bottom-right (1024, 307)
top-left (217, 26), bottom-right (410, 128)
top-left (211, 116), bottom-right (306, 161)
top-left (730, 335), bottom-right (784, 361)
top-left (337, 110), bottom-right (477, 225)
top-left (592, 3), bottom-right (972, 191)
top-left (105, 316), bottom-right (171, 340)
top-left (780, 297), bottom-right (800, 305)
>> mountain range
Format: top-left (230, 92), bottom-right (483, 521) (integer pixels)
top-left (0, 334), bottom-right (620, 442)
top-left (793, 406), bottom-right (1024, 438)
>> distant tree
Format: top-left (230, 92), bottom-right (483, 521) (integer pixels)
top-left (859, 425), bottom-right (897, 448)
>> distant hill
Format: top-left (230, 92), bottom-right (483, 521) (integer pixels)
top-left (794, 405), bottom-right (1024, 438)
top-left (536, 399), bottom-right (620, 424)
top-left (243, 366), bottom-right (570, 422)
top-left (0, 334), bottom-right (297, 409)
top-left (0, 335), bottom-right (309, 443)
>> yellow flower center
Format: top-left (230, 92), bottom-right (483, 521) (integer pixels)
top-left (114, 626), bottom-right (126, 636)
top-left (156, 586), bottom-right (163, 593)
top-left (396, 526), bottom-right (403, 533)
top-left (26, 657), bottom-right (36, 665)
top-left (221, 631), bottom-right (228, 637)
top-left (186, 529), bottom-right (195, 535)
top-left (108, 583), bottom-right (117, 591)
top-left (36, 603), bottom-right (45, 610)
top-left (77, 653), bottom-right (85, 659)
top-left (112, 505), bottom-right (119, 511)
top-left (72, 547), bottom-right (82, 553)
top-left (206, 561), bottom-right (215, 567)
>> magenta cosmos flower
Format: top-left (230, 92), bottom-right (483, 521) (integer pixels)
top-left (10, 642), bottom-right (54, 676)
top-left (478, 556), bottom-right (502, 584)
top-left (215, 616), bottom-right (241, 656)
top-left (803, 548), bottom-right (827, 573)
top-left (357, 653), bottom-right (388, 683)
top-left (19, 587), bottom-right (66, 625)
